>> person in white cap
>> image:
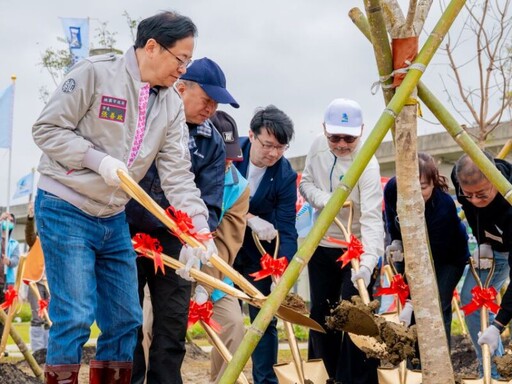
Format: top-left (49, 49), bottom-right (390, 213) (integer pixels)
top-left (299, 98), bottom-right (383, 383)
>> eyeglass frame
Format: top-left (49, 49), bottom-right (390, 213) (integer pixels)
top-left (457, 183), bottom-right (495, 201)
top-left (324, 132), bottom-right (359, 144)
top-left (254, 135), bottom-right (289, 153)
top-left (156, 41), bottom-right (192, 69)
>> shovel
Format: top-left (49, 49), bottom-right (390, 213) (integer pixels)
top-left (123, 174), bottom-right (322, 332)
top-left (377, 262), bottom-right (422, 384)
top-left (0, 255), bottom-right (26, 358)
top-left (327, 208), bottom-right (415, 364)
top-left (119, 170), bottom-right (324, 333)
top-left (251, 232), bottom-right (329, 384)
top-left (462, 258), bottom-right (509, 384)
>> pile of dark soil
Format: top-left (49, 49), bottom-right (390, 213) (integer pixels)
top-left (0, 364), bottom-right (41, 384)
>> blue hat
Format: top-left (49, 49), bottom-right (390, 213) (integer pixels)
top-left (180, 58), bottom-right (239, 108)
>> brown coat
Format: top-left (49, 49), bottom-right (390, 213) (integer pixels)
top-left (201, 186), bottom-right (249, 293)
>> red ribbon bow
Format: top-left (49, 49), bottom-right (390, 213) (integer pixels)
top-left (188, 300), bottom-right (222, 333)
top-left (375, 274), bottom-right (410, 306)
top-left (249, 253), bottom-right (289, 281)
top-left (453, 289), bottom-right (461, 301)
top-left (0, 286), bottom-right (18, 310)
top-left (327, 234), bottom-right (364, 268)
top-left (38, 299), bottom-right (49, 318)
top-left (461, 286), bottom-right (501, 316)
top-left (165, 206), bottom-right (213, 242)
top-left (132, 233), bottom-right (165, 275)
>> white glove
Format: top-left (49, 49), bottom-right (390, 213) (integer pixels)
top-left (399, 300), bottom-right (414, 327)
top-left (176, 245), bottom-right (201, 281)
top-left (98, 155), bottom-right (128, 187)
top-left (351, 265), bottom-right (372, 289)
top-left (197, 229), bottom-right (217, 266)
top-left (385, 240), bottom-right (404, 263)
top-left (194, 285), bottom-right (209, 305)
top-left (247, 216), bottom-right (277, 242)
top-left (473, 244), bottom-right (493, 269)
top-left (478, 324), bottom-right (501, 355)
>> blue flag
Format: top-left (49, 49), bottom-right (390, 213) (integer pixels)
top-left (60, 17), bottom-right (90, 65)
top-left (0, 83), bottom-right (14, 149)
top-left (12, 172), bottom-right (34, 200)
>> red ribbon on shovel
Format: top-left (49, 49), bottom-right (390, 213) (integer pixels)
top-left (375, 274), bottom-right (410, 306)
top-left (0, 286), bottom-right (18, 310)
top-left (461, 286), bottom-right (501, 315)
top-left (165, 206), bottom-right (213, 242)
top-left (327, 234), bottom-right (364, 269)
top-left (249, 253), bottom-right (289, 281)
top-left (188, 300), bottom-right (222, 333)
top-left (38, 299), bottom-right (49, 318)
top-left (132, 233), bottom-right (165, 275)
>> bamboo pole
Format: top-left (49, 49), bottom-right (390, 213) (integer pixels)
top-left (218, 0), bottom-right (468, 381)
top-left (351, 12), bottom-right (512, 205)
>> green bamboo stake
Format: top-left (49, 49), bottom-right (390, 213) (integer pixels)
top-left (351, 11), bottom-right (512, 205)
top-left (218, 0), bottom-right (467, 382)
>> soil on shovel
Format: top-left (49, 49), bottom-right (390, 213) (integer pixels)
top-left (326, 296), bottom-right (417, 365)
top-left (326, 295), bottom-right (381, 337)
top-left (282, 292), bottom-right (310, 315)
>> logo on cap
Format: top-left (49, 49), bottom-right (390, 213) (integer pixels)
top-left (341, 113), bottom-right (349, 123)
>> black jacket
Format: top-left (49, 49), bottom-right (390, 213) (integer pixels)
top-left (451, 158), bottom-right (512, 325)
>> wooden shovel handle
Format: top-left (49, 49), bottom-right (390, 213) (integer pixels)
top-left (333, 217), bottom-right (371, 304)
top-left (200, 321), bottom-right (250, 384)
top-left (28, 282), bottom-right (52, 326)
top-left (0, 255), bottom-right (26, 358)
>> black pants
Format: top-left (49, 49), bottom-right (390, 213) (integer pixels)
top-left (308, 246), bottom-right (379, 384)
top-left (130, 227), bottom-right (191, 384)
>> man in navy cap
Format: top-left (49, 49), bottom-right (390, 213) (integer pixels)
top-left (126, 57), bottom-right (238, 384)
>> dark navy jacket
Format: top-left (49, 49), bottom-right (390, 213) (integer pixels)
top-left (384, 176), bottom-right (469, 267)
top-left (126, 120), bottom-right (226, 232)
top-left (234, 137), bottom-right (298, 269)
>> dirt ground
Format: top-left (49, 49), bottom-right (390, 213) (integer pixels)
top-left (2, 334), bottom-right (505, 384)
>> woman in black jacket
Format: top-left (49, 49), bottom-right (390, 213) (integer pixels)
top-left (384, 152), bottom-right (469, 343)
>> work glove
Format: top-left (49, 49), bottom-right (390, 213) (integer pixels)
top-left (197, 229), bottom-right (217, 266)
top-left (478, 324), bottom-right (501, 355)
top-left (248, 216), bottom-right (277, 242)
top-left (176, 245), bottom-right (201, 281)
top-left (194, 285), bottom-right (209, 305)
top-left (98, 155), bottom-right (128, 187)
top-left (385, 240), bottom-right (404, 263)
top-left (472, 243), bottom-right (493, 269)
top-left (351, 265), bottom-right (372, 289)
top-left (399, 300), bottom-right (414, 327)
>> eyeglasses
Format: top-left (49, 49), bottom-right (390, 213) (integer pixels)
top-left (157, 42), bottom-right (192, 69)
top-left (325, 133), bottom-right (359, 144)
top-left (458, 184), bottom-right (494, 201)
top-left (255, 135), bottom-right (289, 152)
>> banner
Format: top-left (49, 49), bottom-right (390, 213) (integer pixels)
top-left (12, 172), bottom-right (34, 200)
top-left (0, 83), bottom-right (14, 149)
top-left (60, 17), bottom-right (90, 65)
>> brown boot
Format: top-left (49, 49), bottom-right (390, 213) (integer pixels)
top-left (104, 361), bottom-right (132, 384)
top-left (89, 360), bottom-right (109, 384)
top-left (44, 364), bottom-right (80, 384)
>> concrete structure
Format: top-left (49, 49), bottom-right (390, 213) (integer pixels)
top-left (289, 121), bottom-right (512, 186)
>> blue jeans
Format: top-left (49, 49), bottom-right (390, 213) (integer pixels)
top-left (460, 250), bottom-right (510, 378)
top-left (35, 190), bottom-right (142, 364)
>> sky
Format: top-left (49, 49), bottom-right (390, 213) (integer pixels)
top-left (0, 0), bottom-right (471, 205)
